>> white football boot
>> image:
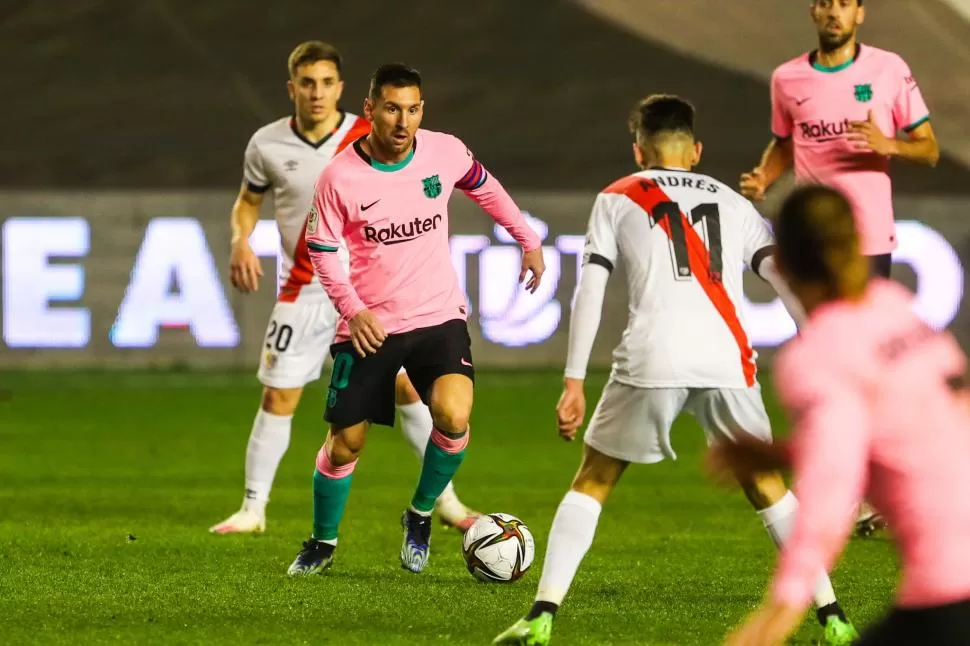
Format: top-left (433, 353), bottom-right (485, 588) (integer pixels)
top-left (209, 507), bottom-right (266, 534)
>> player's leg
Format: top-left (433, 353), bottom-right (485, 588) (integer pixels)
top-left (495, 383), bottom-right (680, 645)
top-left (287, 337), bottom-right (400, 575)
top-left (287, 420), bottom-right (369, 575)
top-left (495, 446), bottom-right (630, 646)
top-left (399, 319), bottom-right (476, 573)
top-left (393, 368), bottom-right (480, 530)
top-left (690, 387), bottom-right (859, 645)
top-left (210, 301), bottom-right (328, 534)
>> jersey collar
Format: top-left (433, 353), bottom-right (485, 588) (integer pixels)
top-left (353, 134), bottom-right (418, 172)
top-left (808, 43), bottom-right (862, 73)
top-left (289, 111), bottom-right (346, 149)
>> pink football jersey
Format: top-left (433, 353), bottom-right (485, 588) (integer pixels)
top-left (771, 45), bottom-right (930, 255)
top-left (305, 129), bottom-right (540, 340)
top-left (771, 280), bottom-right (970, 610)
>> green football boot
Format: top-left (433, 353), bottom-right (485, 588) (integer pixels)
top-left (819, 615), bottom-right (861, 645)
top-left (492, 613), bottom-right (553, 645)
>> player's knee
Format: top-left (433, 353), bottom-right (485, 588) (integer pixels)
top-left (394, 372), bottom-right (421, 406)
top-left (261, 386), bottom-right (302, 416)
top-left (316, 444), bottom-right (359, 477)
top-left (325, 436), bottom-right (361, 467)
top-left (570, 447), bottom-right (626, 504)
top-left (429, 376), bottom-right (473, 433)
top-left (326, 425), bottom-right (367, 466)
top-left (430, 405), bottom-right (470, 435)
top-left (739, 471), bottom-right (788, 510)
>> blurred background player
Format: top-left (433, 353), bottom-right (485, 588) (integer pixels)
top-left (209, 43), bottom-right (480, 536)
top-left (494, 95), bottom-right (856, 646)
top-left (289, 64), bottom-right (544, 576)
top-left (713, 185), bottom-right (970, 646)
top-left (738, 0), bottom-right (940, 536)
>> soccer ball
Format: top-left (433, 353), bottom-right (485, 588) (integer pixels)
top-left (461, 513), bottom-right (535, 582)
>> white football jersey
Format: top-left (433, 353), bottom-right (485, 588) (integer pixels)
top-left (582, 168), bottom-right (775, 388)
top-left (242, 113), bottom-right (369, 303)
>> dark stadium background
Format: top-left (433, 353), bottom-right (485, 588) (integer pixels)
top-left (2, 2), bottom-right (970, 644)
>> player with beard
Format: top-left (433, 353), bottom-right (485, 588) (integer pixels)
top-left (738, 0), bottom-right (940, 537)
top-left (288, 64), bottom-right (544, 576)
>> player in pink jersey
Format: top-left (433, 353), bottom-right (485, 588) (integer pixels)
top-left (287, 64), bottom-right (544, 576)
top-left (739, 0), bottom-right (940, 537)
top-left (711, 185), bottom-right (970, 646)
top-left (210, 43), bottom-right (480, 536)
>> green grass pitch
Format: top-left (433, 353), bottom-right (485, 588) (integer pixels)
top-left (0, 369), bottom-right (896, 645)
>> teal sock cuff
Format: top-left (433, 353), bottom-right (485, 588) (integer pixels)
top-left (411, 442), bottom-right (467, 513)
top-left (312, 469), bottom-right (353, 541)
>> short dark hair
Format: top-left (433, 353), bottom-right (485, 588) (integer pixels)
top-left (628, 94), bottom-right (696, 141)
top-left (368, 63), bottom-right (422, 100)
top-left (288, 41), bottom-right (342, 78)
top-left (775, 184), bottom-right (860, 285)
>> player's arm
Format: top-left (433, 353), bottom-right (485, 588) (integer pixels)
top-left (230, 138), bottom-right (272, 292)
top-left (742, 202), bottom-right (806, 326)
top-left (454, 143), bottom-right (545, 293)
top-left (558, 194), bottom-right (618, 440)
top-left (305, 177), bottom-right (383, 356)
top-left (740, 71), bottom-right (795, 202)
top-left (770, 374), bottom-right (870, 616)
top-left (850, 59), bottom-right (940, 167)
top-left (752, 137), bottom-right (794, 187)
top-left (891, 59), bottom-right (939, 167)
top-left (726, 365), bottom-right (870, 645)
top-left (889, 119), bottom-right (939, 167)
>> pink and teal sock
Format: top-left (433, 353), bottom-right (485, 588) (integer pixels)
top-left (410, 427), bottom-right (468, 513)
top-left (312, 447), bottom-right (357, 542)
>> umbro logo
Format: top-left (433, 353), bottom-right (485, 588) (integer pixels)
top-left (361, 199), bottom-right (380, 211)
top-left (795, 97), bottom-right (811, 106)
top-left (283, 159), bottom-right (299, 171)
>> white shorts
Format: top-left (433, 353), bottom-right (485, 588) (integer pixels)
top-left (257, 301), bottom-right (407, 389)
top-left (583, 379), bottom-right (773, 464)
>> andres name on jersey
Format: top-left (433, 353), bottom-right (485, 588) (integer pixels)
top-left (649, 174), bottom-right (720, 194)
top-left (364, 214), bottom-right (443, 245)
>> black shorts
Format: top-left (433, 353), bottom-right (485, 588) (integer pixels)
top-left (869, 253), bottom-right (892, 279)
top-left (858, 599), bottom-right (970, 646)
top-left (324, 318), bottom-right (474, 428)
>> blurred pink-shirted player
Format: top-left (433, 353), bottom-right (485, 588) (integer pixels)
top-left (740, 0), bottom-right (940, 536)
top-left (287, 63), bottom-right (544, 578)
top-left (713, 185), bottom-right (970, 646)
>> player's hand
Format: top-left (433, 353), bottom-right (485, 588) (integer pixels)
top-left (348, 310), bottom-right (386, 357)
top-left (723, 600), bottom-right (803, 646)
top-left (556, 378), bottom-right (586, 441)
top-left (739, 168), bottom-right (768, 202)
top-left (520, 247), bottom-right (546, 294)
top-left (229, 241), bottom-right (263, 293)
top-left (848, 110), bottom-right (895, 156)
top-left (706, 436), bottom-right (791, 486)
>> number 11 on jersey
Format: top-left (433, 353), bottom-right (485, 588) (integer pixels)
top-left (650, 201), bottom-right (723, 282)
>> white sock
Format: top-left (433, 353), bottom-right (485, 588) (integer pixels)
top-left (397, 400), bottom-right (433, 459)
top-left (242, 409), bottom-right (292, 515)
top-left (536, 490), bottom-right (602, 606)
top-left (757, 491), bottom-right (837, 608)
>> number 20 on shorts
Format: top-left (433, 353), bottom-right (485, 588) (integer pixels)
top-left (265, 320), bottom-right (293, 352)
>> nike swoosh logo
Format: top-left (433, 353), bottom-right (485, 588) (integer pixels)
top-left (361, 199), bottom-right (380, 211)
top-left (460, 358), bottom-right (473, 367)
top-left (795, 97), bottom-right (811, 106)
